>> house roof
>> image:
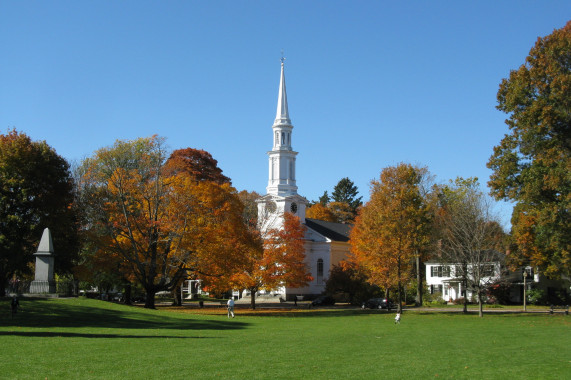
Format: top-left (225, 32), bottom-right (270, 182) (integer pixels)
top-left (425, 250), bottom-right (506, 264)
top-left (305, 218), bottom-right (352, 242)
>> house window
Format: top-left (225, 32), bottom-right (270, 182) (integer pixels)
top-left (430, 266), bottom-right (451, 277)
top-left (430, 285), bottom-right (443, 294)
top-left (481, 264), bottom-right (495, 277)
top-left (317, 259), bottom-right (324, 284)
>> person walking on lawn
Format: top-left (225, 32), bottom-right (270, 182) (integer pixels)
top-left (227, 298), bottom-right (235, 318)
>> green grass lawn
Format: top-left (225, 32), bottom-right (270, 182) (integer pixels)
top-left (0, 298), bottom-right (569, 379)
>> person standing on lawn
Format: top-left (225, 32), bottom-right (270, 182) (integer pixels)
top-left (227, 298), bottom-right (235, 318)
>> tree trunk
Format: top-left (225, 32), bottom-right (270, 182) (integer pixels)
top-left (124, 282), bottom-right (132, 305)
top-left (144, 290), bottom-right (156, 309)
top-left (250, 290), bottom-right (256, 310)
top-left (397, 283), bottom-right (403, 314)
top-left (397, 255), bottom-right (402, 313)
top-left (172, 285), bottom-right (182, 306)
top-left (462, 278), bottom-right (468, 314)
top-left (478, 289), bottom-right (484, 318)
top-left (0, 281), bottom-right (5, 297)
top-left (73, 279), bottom-right (79, 297)
top-left (415, 254), bottom-right (422, 306)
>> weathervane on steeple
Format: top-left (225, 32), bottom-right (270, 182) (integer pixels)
top-left (281, 49), bottom-right (285, 64)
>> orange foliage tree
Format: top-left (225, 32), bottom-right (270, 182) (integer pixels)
top-left (231, 212), bottom-right (312, 309)
top-left (306, 203), bottom-right (337, 222)
top-left (77, 136), bottom-right (249, 308)
top-left (350, 163), bottom-right (431, 313)
top-left (164, 147), bottom-right (231, 185)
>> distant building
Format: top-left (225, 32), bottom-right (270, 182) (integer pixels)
top-left (425, 259), bottom-right (502, 302)
top-left (256, 60), bottom-right (351, 300)
top-left (426, 255), bottom-right (570, 304)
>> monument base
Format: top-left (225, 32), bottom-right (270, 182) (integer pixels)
top-left (29, 280), bottom-right (56, 294)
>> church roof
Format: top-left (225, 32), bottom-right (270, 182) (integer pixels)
top-left (305, 218), bottom-right (352, 242)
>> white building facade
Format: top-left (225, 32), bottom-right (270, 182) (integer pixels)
top-left (425, 261), bottom-right (501, 302)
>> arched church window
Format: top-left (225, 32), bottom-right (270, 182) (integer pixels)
top-left (317, 259), bottom-right (324, 284)
top-left (275, 132), bottom-right (279, 146)
top-left (281, 132), bottom-right (285, 145)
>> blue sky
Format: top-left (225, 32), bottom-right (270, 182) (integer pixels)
top-left (1, 1), bottom-right (569, 228)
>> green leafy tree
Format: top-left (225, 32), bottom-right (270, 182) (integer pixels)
top-left (325, 260), bottom-right (380, 304)
top-left (332, 177), bottom-right (363, 215)
top-left (0, 130), bottom-right (79, 296)
top-left (318, 191), bottom-right (330, 206)
top-left (487, 21), bottom-right (571, 278)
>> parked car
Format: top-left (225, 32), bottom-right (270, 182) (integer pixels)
top-left (362, 298), bottom-right (393, 309)
top-left (311, 295), bottom-right (336, 307)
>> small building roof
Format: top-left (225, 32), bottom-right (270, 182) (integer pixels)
top-left (305, 218), bottom-right (352, 242)
top-left (425, 250), bottom-right (506, 264)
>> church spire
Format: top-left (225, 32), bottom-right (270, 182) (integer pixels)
top-left (266, 58), bottom-right (297, 196)
top-left (275, 58), bottom-right (291, 125)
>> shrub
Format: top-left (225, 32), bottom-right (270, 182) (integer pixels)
top-left (452, 297), bottom-right (467, 305)
top-left (527, 288), bottom-right (546, 305)
top-left (423, 292), bottom-right (446, 306)
top-left (488, 282), bottom-right (512, 304)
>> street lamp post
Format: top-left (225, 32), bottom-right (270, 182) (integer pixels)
top-left (523, 270), bottom-right (528, 312)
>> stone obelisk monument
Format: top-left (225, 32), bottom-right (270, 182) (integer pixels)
top-left (29, 228), bottom-right (56, 294)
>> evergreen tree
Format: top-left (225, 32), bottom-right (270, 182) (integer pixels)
top-left (332, 177), bottom-right (363, 214)
top-left (318, 191), bottom-right (330, 206)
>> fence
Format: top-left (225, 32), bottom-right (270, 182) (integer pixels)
top-left (6, 278), bottom-right (78, 296)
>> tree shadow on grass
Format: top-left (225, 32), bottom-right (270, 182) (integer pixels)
top-left (0, 298), bottom-right (248, 331)
top-left (0, 331), bottom-right (218, 339)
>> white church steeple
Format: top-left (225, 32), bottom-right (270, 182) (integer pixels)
top-left (275, 58), bottom-right (291, 126)
top-left (258, 58), bottom-right (308, 231)
top-left (267, 59), bottom-right (298, 195)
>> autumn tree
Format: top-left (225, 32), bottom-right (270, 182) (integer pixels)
top-left (231, 212), bottom-right (312, 309)
top-left (163, 147), bottom-right (233, 304)
top-left (436, 178), bottom-right (506, 317)
top-left (165, 148), bottom-right (231, 184)
top-left (77, 136), bottom-right (249, 308)
top-left (328, 201), bottom-right (355, 224)
top-left (306, 203), bottom-right (337, 222)
top-left (237, 190), bottom-right (262, 229)
top-left (487, 21), bottom-right (571, 278)
top-left (0, 130), bottom-right (79, 296)
top-left (350, 163), bottom-right (432, 313)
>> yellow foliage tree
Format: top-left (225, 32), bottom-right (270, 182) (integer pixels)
top-left (306, 203), bottom-right (337, 222)
top-left (350, 163), bottom-right (431, 313)
top-left (77, 136), bottom-right (250, 308)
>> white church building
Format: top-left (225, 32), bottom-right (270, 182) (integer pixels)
top-left (256, 60), bottom-right (351, 300)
